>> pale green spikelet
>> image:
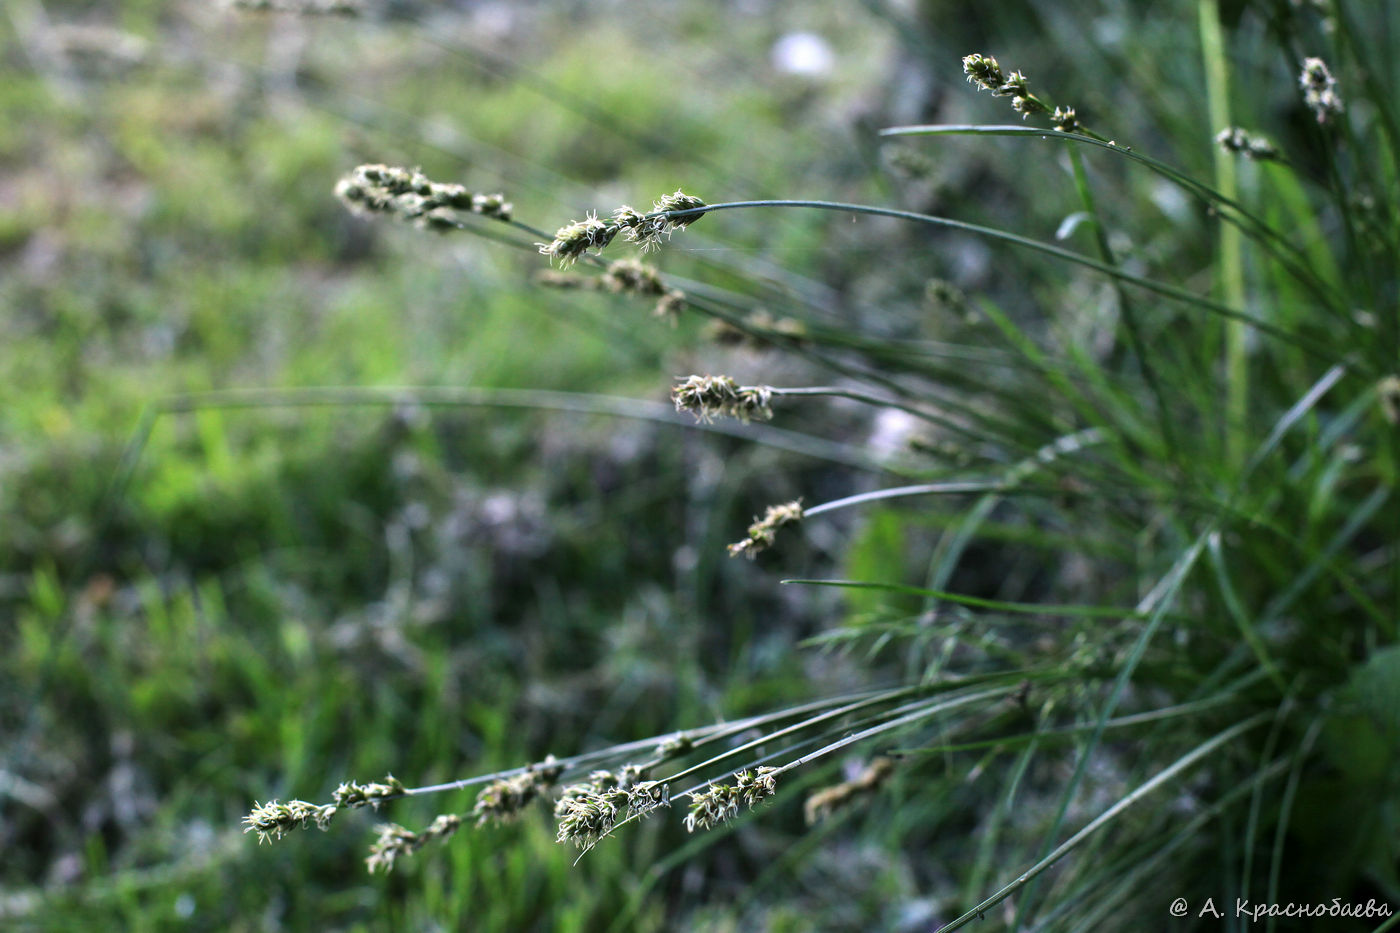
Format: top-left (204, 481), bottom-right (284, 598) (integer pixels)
top-left (243, 799), bottom-right (338, 843)
top-left (365, 813), bottom-right (463, 874)
top-left (727, 500), bottom-right (804, 559)
top-left (672, 375), bottom-right (773, 424)
top-left (683, 767), bottom-right (779, 832)
top-left (470, 756), bottom-right (564, 826)
top-left (1300, 56), bottom-right (1343, 124)
top-left (1216, 127), bottom-right (1280, 161)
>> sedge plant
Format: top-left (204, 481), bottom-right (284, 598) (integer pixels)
top-left (243, 2), bottom-right (1399, 929)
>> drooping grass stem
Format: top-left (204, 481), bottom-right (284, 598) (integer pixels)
top-left (652, 199), bottom-right (1345, 366)
top-left (878, 124), bottom-right (1348, 321)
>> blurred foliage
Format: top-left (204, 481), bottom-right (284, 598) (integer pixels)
top-left (4, 0), bottom-right (1397, 930)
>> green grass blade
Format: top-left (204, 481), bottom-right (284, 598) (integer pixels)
top-left (939, 712), bottom-right (1271, 932)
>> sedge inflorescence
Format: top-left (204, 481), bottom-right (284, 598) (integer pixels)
top-left (538, 190), bottom-right (707, 267)
top-left (1215, 127), bottom-right (1280, 161)
top-left (243, 798), bottom-right (338, 843)
top-left (335, 164), bottom-right (512, 229)
top-left (554, 765), bottom-right (667, 849)
top-left (728, 500), bottom-right (804, 559)
top-left (683, 767), bottom-right (780, 832)
top-left (471, 755), bottom-right (564, 826)
top-left (672, 375), bottom-right (774, 424)
top-left (535, 258), bottom-right (687, 321)
top-left (332, 774), bottom-right (405, 809)
top-left (366, 813), bottom-right (464, 874)
top-left (1300, 56), bottom-right (1344, 124)
top-left (962, 53), bottom-right (1079, 132)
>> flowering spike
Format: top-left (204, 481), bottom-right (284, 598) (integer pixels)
top-left (243, 799), bottom-right (338, 843)
top-left (365, 813), bottom-right (463, 874)
top-left (335, 164), bottom-right (511, 228)
top-left (727, 500), bottom-right (804, 559)
top-left (683, 767), bottom-right (780, 832)
top-left (1300, 56), bottom-right (1343, 124)
top-left (672, 375), bottom-right (774, 424)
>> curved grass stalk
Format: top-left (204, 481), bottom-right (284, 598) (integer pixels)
top-left (801, 426), bottom-right (1106, 521)
top-left (770, 684), bottom-right (1018, 775)
top-left (884, 689), bottom-right (1260, 759)
top-left (649, 199), bottom-right (1343, 366)
top-left (592, 679), bottom-right (1032, 856)
top-left (112, 384), bottom-right (894, 509)
top-left (1008, 363), bottom-right (1346, 923)
top-left (1206, 532), bottom-right (1288, 692)
top-left (782, 578), bottom-right (1148, 622)
top-left (877, 124), bottom-right (1345, 318)
top-left (1048, 755), bottom-right (1292, 932)
top-left (1264, 716), bottom-right (1325, 933)
top-left (508, 215), bottom-right (1043, 454)
top-left (406, 685), bottom-right (900, 798)
top-left (938, 711), bottom-right (1272, 933)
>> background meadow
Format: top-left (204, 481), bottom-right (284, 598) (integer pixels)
top-left (3, 1), bottom-right (1397, 930)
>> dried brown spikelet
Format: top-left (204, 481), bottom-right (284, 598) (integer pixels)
top-left (803, 757), bottom-right (897, 825)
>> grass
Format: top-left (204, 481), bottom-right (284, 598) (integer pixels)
top-left (4, 0), bottom-right (1399, 930)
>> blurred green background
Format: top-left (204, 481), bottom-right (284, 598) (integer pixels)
top-left (1, 0), bottom-right (1359, 930)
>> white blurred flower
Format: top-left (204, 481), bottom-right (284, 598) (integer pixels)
top-left (771, 32), bottom-right (834, 77)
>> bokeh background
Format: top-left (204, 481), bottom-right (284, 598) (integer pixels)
top-left (2, 1), bottom-right (1370, 930)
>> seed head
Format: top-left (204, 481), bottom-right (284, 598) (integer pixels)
top-left (653, 190), bottom-right (708, 226)
top-left (555, 787), bottom-right (628, 848)
top-left (601, 258), bottom-right (666, 296)
top-left (1052, 106), bottom-right (1080, 133)
top-left (539, 213), bottom-right (619, 267)
top-left (335, 164), bottom-right (511, 228)
top-left (683, 767), bottom-right (780, 832)
top-left (962, 53), bottom-right (1006, 93)
top-left (962, 52), bottom-right (1073, 129)
top-left (626, 781), bottom-right (671, 816)
top-left (1011, 95), bottom-right (1047, 119)
top-left (332, 774), bottom-right (405, 809)
top-left (657, 733), bottom-right (694, 757)
top-left (672, 375), bottom-right (774, 424)
top-left (243, 799), bottom-right (338, 843)
top-left (1300, 57), bottom-right (1343, 124)
top-left (728, 499), bottom-right (804, 559)
top-left (471, 756), bottom-right (564, 826)
top-left (620, 190), bottom-right (708, 251)
top-left (998, 70), bottom-right (1031, 98)
top-left (365, 813), bottom-right (463, 874)
top-left (1215, 127), bottom-right (1279, 161)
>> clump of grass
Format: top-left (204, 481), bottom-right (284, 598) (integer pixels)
top-left (244, 11), bottom-right (1400, 928)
